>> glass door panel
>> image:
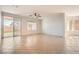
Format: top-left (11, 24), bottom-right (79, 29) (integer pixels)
top-left (14, 17), bottom-right (21, 36)
top-left (13, 17), bottom-right (21, 49)
top-left (3, 16), bottom-right (13, 37)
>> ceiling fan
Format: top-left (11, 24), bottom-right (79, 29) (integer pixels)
top-left (29, 12), bottom-right (42, 19)
top-left (14, 6), bottom-right (42, 19)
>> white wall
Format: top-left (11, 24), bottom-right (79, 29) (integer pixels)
top-left (42, 13), bottom-right (65, 37)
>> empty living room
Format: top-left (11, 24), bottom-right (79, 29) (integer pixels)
top-left (0, 5), bottom-right (79, 54)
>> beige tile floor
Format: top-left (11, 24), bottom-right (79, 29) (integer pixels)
top-left (65, 36), bottom-right (79, 54)
top-left (0, 34), bottom-right (79, 54)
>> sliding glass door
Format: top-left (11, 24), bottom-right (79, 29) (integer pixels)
top-left (3, 16), bottom-right (13, 37)
top-left (1, 12), bottom-right (21, 38)
top-left (14, 17), bottom-right (21, 36)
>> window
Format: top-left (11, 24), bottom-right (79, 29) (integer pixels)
top-left (27, 22), bottom-right (37, 32)
top-left (74, 20), bottom-right (79, 31)
top-left (69, 20), bottom-right (79, 31)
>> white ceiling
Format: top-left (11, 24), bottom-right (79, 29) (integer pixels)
top-left (1, 5), bottom-right (79, 16)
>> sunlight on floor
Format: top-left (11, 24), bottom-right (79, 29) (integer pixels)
top-left (0, 34), bottom-right (79, 54)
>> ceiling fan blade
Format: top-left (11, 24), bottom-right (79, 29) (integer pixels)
top-left (34, 13), bottom-right (37, 16)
